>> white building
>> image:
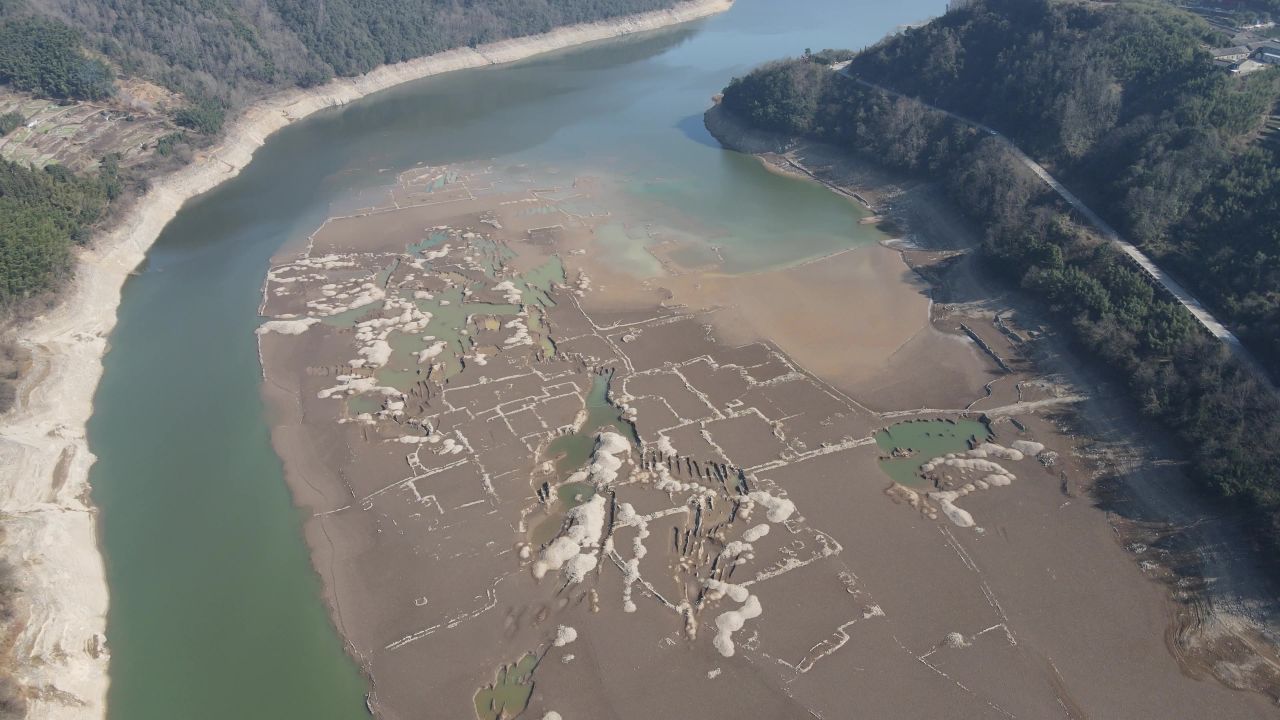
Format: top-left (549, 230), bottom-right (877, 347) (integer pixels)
top-left (1210, 46), bottom-right (1253, 63)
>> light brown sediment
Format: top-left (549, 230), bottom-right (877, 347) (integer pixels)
top-left (0, 3), bottom-right (734, 718)
top-left (706, 101), bottom-right (1280, 710)
top-left (256, 160), bottom-right (1280, 719)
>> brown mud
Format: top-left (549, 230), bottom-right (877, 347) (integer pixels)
top-left (255, 154), bottom-right (1278, 720)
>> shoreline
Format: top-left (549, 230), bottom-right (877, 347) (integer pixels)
top-left (249, 162), bottom-right (961, 717)
top-left (249, 155), bottom-right (1278, 716)
top-left (0, 2), bottom-right (734, 718)
top-left (703, 104), bottom-right (908, 215)
top-left (704, 101), bottom-right (1280, 703)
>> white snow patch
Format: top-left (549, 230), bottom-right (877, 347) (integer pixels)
top-left (929, 491), bottom-right (974, 528)
top-left (493, 280), bottom-right (523, 304)
top-left (974, 442), bottom-right (1024, 461)
top-left (712, 594), bottom-right (762, 658)
top-left (553, 625), bottom-right (578, 647)
top-left (586, 431), bottom-right (630, 485)
top-left (1011, 440), bottom-right (1045, 456)
top-left (718, 540), bottom-right (754, 561)
top-left (417, 340), bottom-right (448, 364)
top-left (317, 375), bottom-right (400, 400)
top-left (256, 318), bottom-right (320, 335)
top-left (357, 339), bottom-right (393, 368)
top-left (654, 435), bottom-right (676, 456)
top-left (503, 318), bottom-right (533, 347)
top-left (747, 490), bottom-right (795, 522)
top-left (703, 579), bottom-right (750, 603)
top-left (533, 494), bottom-right (606, 582)
top-left (564, 554), bottom-right (598, 583)
top-left (654, 465), bottom-right (714, 498)
top-left (422, 244), bottom-right (451, 261)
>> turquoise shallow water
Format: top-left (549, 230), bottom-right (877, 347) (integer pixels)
top-left (86, 1), bottom-right (946, 717)
top-left (876, 418), bottom-right (992, 487)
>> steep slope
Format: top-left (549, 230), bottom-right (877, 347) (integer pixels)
top-left (19, 0), bottom-right (680, 103)
top-left (713, 0), bottom-right (1280, 585)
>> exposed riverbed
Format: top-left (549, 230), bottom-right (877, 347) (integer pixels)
top-left (64, 0), bottom-right (1280, 717)
top-left (82, 1), bottom-right (945, 718)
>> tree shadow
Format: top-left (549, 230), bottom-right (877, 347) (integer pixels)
top-left (675, 112), bottom-right (724, 150)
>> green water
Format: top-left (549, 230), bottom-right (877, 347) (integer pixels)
top-left (530, 374), bottom-right (624, 547)
top-left (557, 482), bottom-right (597, 508)
top-left (529, 481), bottom-right (598, 549)
top-left (597, 222), bottom-right (665, 276)
top-left (875, 419), bottom-right (992, 487)
top-left (86, 1), bottom-right (946, 717)
top-left (473, 652), bottom-right (539, 720)
top-left (521, 256), bottom-right (566, 306)
top-left (371, 252), bottom-right (562, 392)
top-left (468, 236), bottom-right (515, 277)
top-left (319, 303), bottom-right (378, 328)
top-left (547, 373), bottom-right (632, 474)
top-left (405, 229), bottom-right (449, 255)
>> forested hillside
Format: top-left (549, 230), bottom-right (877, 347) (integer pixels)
top-left (0, 17), bottom-right (113, 100)
top-left (0, 0), bottom-right (677, 318)
top-left (9, 0), bottom-right (678, 107)
top-left (846, 0), bottom-right (1280, 374)
top-left (0, 157), bottom-right (118, 305)
top-left (716, 0), bottom-right (1280, 552)
top-left (1198, 0), bottom-right (1279, 23)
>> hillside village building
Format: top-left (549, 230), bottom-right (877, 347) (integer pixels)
top-left (1215, 43), bottom-right (1280, 74)
top-left (1211, 45), bottom-right (1253, 63)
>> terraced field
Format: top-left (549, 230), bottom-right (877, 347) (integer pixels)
top-left (0, 80), bottom-right (178, 171)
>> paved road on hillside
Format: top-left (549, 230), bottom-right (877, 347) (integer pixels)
top-left (835, 67), bottom-right (1273, 380)
top-left (826, 68), bottom-right (1280, 683)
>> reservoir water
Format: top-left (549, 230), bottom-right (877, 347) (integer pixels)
top-left (86, 0), bottom-right (945, 717)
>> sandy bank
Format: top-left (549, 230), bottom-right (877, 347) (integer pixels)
top-left (0, 2), bottom-right (733, 718)
top-left (660, 247), bottom-right (937, 392)
top-left (254, 160), bottom-right (1280, 719)
top-left (700, 103), bottom-right (993, 405)
top-left (704, 103), bottom-right (907, 211)
top-left (707, 97), bottom-right (1280, 707)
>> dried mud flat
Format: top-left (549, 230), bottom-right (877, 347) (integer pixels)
top-left (257, 164), bottom-right (1277, 719)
